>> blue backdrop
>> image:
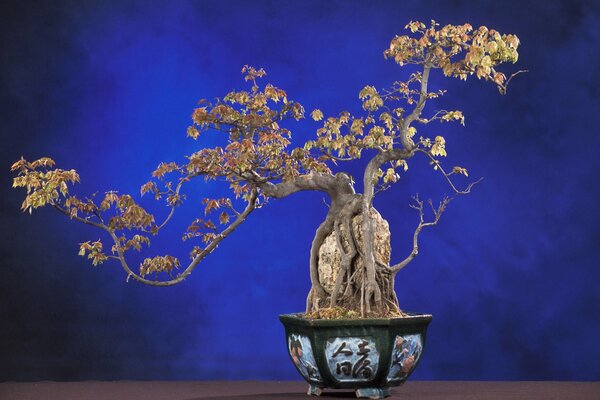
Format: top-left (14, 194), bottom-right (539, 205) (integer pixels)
top-left (1, 0), bottom-right (599, 381)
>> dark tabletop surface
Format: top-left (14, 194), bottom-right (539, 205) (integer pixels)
top-left (0, 381), bottom-right (598, 400)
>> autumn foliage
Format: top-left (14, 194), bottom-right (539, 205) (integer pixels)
top-left (12, 21), bottom-right (522, 317)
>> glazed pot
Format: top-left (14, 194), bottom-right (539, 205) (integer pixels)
top-left (279, 313), bottom-right (432, 399)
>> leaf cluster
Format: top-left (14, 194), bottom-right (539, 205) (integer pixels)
top-left (385, 20), bottom-right (520, 94)
top-left (11, 157), bottom-right (80, 214)
top-left (185, 65), bottom-right (331, 194)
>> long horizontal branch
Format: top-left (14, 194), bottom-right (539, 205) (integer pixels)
top-left (253, 172), bottom-right (355, 199)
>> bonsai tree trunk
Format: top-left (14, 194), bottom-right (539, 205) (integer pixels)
top-left (306, 192), bottom-right (400, 318)
top-left (305, 149), bottom-right (418, 318)
top-left (254, 169), bottom-right (399, 318)
top-left (311, 202), bottom-right (399, 317)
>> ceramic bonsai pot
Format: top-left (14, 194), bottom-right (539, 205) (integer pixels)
top-left (279, 313), bottom-right (432, 399)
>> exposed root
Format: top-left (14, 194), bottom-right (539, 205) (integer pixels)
top-left (306, 216), bottom-right (334, 313)
top-left (329, 197), bottom-right (361, 308)
top-left (303, 306), bottom-right (403, 320)
top-left (306, 198), bottom-right (402, 318)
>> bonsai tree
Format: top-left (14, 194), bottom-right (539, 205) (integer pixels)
top-left (12, 20), bottom-right (523, 318)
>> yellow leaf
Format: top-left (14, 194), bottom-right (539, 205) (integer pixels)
top-left (396, 160), bottom-right (409, 171)
top-left (431, 136), bottom-right (447, 157)
top-left (311, 109), bottom-right (324, 121)
top-left (351, 119), bottom-right (364, 135)
top-left (187, 126), bottom-right (200, 140)
top-left (383, 168), bottom-right (399, 184)
top-left (452, 166), bottom-right (469, 176)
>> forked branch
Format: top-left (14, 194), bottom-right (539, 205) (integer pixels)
top-left (417, 148), bottom-right (483, 195)
top-left (390, 194), bottom-right (451, 274)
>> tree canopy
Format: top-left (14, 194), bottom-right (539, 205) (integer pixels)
top-left (12, 20), bottom-right (522, 308)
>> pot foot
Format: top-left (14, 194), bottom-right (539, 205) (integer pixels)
top-left (355, 387), bottom-right (391, 399)
top-left (307, 384), bottom-right (323, 396)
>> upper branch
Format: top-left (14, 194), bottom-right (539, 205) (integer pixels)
top-left (400, 65), bottom-right (431, 149)
top-left (363, 148), bottom-right (415, 204)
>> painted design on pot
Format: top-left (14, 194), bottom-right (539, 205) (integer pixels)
top-left (386, 334), bottom-right (422, 383)
top-left (288, 334), bottom-right (321, 382)
top-left (325, 337), bottom-right (379, 382)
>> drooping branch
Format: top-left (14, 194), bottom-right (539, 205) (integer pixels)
top-left (390, 195), bottom-right (451, 274)
top-left (120, 187), bottom-right (259, 286)
top-left (57, 188), bottom-right (259, 287)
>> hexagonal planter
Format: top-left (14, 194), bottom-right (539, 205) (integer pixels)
top-left (279, 313), bottom-right (432, 399)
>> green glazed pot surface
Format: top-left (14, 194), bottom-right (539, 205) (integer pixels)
top-left (279, 313), bottom-right (432, 393)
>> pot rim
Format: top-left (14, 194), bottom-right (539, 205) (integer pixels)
top-left (279, 312), bottom-right (432, 327)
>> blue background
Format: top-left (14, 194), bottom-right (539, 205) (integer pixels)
top-left (1, 0), bottom-right (599, 381)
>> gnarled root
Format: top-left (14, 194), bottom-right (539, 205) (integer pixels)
top-left (306, 215), bottom-right (334, 313)
top-left (306, 197), bottom-right (401, 318)
top-left (330, 197), bottom-right (361, 307)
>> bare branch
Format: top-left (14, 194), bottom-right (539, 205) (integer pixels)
top-left (416, 148), bottom-right (483, 195)
top-left (416, 109), bottom-right (451, 124)
top-left (374, 182), bottom-right (392, 196)
top-left (390, 195), bottom-right (451, 274)
top-left (500, 69), bottom-right (528, 95)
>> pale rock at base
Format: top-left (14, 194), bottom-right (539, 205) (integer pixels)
top-left (318, 209), bottom-right (391, 294)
